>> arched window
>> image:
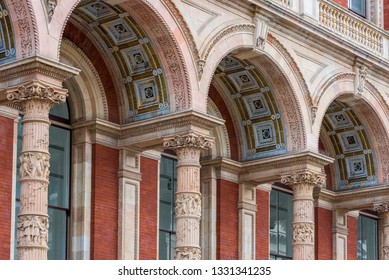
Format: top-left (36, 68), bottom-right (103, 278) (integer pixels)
top-left (14, 102), bottom-right (71, 260)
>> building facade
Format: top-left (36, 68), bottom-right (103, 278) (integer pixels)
top-left (0, 0), bottom-right (389, 260)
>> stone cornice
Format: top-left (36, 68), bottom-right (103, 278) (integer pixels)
top-left (314, 185), bottom-right (389, 211)
top-left (201, 157), bottom-right (242, 183)
top-left (0, 56), bottom-right (80, 85)
top-left (121, 110), bottom-right (224, 137)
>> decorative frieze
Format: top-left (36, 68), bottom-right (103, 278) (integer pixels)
top-left (163, 134), bottom-right (214, 150)
top-left (175, 193), bottom-right (201, 217)
top-left (293, 223), bottom-right (314, 243)
top-left (281, 171), bottom-right (326, 186)
top-left (19, 152), bottom-right (50, 181)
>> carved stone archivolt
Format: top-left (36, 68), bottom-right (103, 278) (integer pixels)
top-left (17, 215), bottom-right (49, 247)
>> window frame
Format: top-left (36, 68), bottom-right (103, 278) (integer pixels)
top-left (348, 0), bottom-right (367, 18)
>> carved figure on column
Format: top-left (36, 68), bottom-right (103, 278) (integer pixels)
top-left (355, 66), bottom-right (367, 96)
top-left (175, 193), bottom-right (201, 217)
top-left (46, 0), bottom-right (57, 22)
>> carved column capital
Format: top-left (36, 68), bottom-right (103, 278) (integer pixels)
top-left (373, 201), bottom-right (389, 213)
top-left (6, 80), bottom-right (68, 106)
top-left (281, 171), bottom-right (326, 186)
top-left (163, 133), bottom-right (214, 150)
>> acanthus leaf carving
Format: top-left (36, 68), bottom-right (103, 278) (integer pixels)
top-left (163, 133), bottom-right (214, 150)
top-left (281, 171), bottom-right (326, 186)
top-left (373, 201), bottom-right (389, 213)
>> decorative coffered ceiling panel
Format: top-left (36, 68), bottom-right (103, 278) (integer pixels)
top-left (323, 100), bottom-right (377, 190)
top-left (215, 55), bottom-right (286, 160)
top-left (0, 1), bottom-right (16, 64)
top-left (74, 0), bottom-right (169, 120)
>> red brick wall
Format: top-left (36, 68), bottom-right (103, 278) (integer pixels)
top-left (208, 85), bottom-right (239, 161)
top-left (0, 117), bottom-right (14, 259)
top-left (332, 0), bottom-right (348, 8)
top-left (90, 144), bottom-right (119, 259)
top-left (385, 0), bottom-right (389, 30)
top-left (256, 189), bottom-right (269, 259)
top-left (347, 216), bottom-right (357, 260)
top-left (217, 179), bottom-right (239, 259)
top-left (315, 208), bottom-right (333, 260)
top-left (139, 156), bottom-right (158, 259)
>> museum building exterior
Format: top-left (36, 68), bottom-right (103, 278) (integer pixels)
top-left (0, 0), bottom-right (389, 260)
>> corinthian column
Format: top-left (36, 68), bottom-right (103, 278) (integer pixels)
top-left (374, 202), bottom-right (389, 260)
top-left (6, 80), bottom-right (67, 260)
top-left (163, 133), bottom-right (214, 260)
top-left (281, 171), bottom-right (325, 260)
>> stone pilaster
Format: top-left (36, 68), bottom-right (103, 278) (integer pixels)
top-left (238, 183), bottom-right (257, 260)
top-left (118, 149), bottom-right (141, 260)
top-left (374, 202), bottom-right (389, 260)
top-left (163, 133), bottom-right (214, 260)
top-left (6, 80), bottom-right (67, 260)
top-left (332, 210), bottom-right (348, 260)
top-left (281, 171), bottom-right (326, 260)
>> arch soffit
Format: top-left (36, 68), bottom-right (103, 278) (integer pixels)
top-left (314, 75), bottom-right (389, 184)
top-left (201, 29), bottom-right (309, 151)
top-left (60, 39), bottom-right (109, 122)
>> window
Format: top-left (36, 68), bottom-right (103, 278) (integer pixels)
top-left (349, 0), bottom-right (366, 17)
top-left (357, 214), bottom-right (378, 260)
top-left (270, 189), bottom-right (293, 260)
top-left (14, 102), bottom-right (71, 260)
top-left (158, 156), bottom-right (177, 260)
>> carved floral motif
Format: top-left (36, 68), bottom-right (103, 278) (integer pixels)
top-left (373, 202), bottom-right (389, 213)
top-left (281, 171), bottom-right (326, 186)
top-left (163, 134), bottom-right (214, 150)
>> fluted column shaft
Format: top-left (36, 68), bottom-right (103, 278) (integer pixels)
top-left (281, 171), bottom-right (325, 260)
top-left (163, 133), bottom-right (213, 260)
top-left (374, 202), bottom-right (389, 260)
top-left (6, 81), bottom-right (67, 260)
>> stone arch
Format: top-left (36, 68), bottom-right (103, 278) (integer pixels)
top-left (60, 39), bottom-right (109, 123)
top-left (314, 73), bottom-right (389, 186)
top-left (6, 0), bottom-right (38, 58)
top-left (201, 30), bottom-right (308, 155)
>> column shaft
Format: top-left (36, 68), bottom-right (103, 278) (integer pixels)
top-left (374, 202), bottom-right (389, 260)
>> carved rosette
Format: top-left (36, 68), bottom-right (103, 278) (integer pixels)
top-left (374, 202), bottom-right (389, 259)
top-left (163, 133), bottom-right (214, 260)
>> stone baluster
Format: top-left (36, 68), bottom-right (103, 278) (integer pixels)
top-left (7, 80), bottom-right (67, 260)
top-left (374, 202), bottom-right (389, 260)
top-left (163, 133), bottom-right (214, 260)
top-left (281, 171), bottom-right (325, 260)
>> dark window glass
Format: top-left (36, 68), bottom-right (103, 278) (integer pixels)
top-left (357, 215), bottom-right (378, 260)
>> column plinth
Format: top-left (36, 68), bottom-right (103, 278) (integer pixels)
top-left (163, 133), bottom-right (213, 260)
top-left (281, 171), bottom-right (325, 260)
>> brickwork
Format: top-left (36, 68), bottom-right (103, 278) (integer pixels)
top-left (139, 156), bottom-right (158, 260)
top-left (0, 117), bottom-right (14, 260)
top-left (347, 216), bottom-right (358, 260)
top-left (315, 207), bottom-right (333, 260)
top-left (64, 22), bottom-right (120, 124)
top-left (332, 0), bottom-right (348, 8)
top-left (385, 0), bottom-right (389, 30)
top-left (208, 85), bottom-right (239, 161)
top-left (91, 144), bottom-right (119, 259)
top-left (256, 189), bottom-right (269, 259)
top-left (217, 179), bottom-right (239, 259)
